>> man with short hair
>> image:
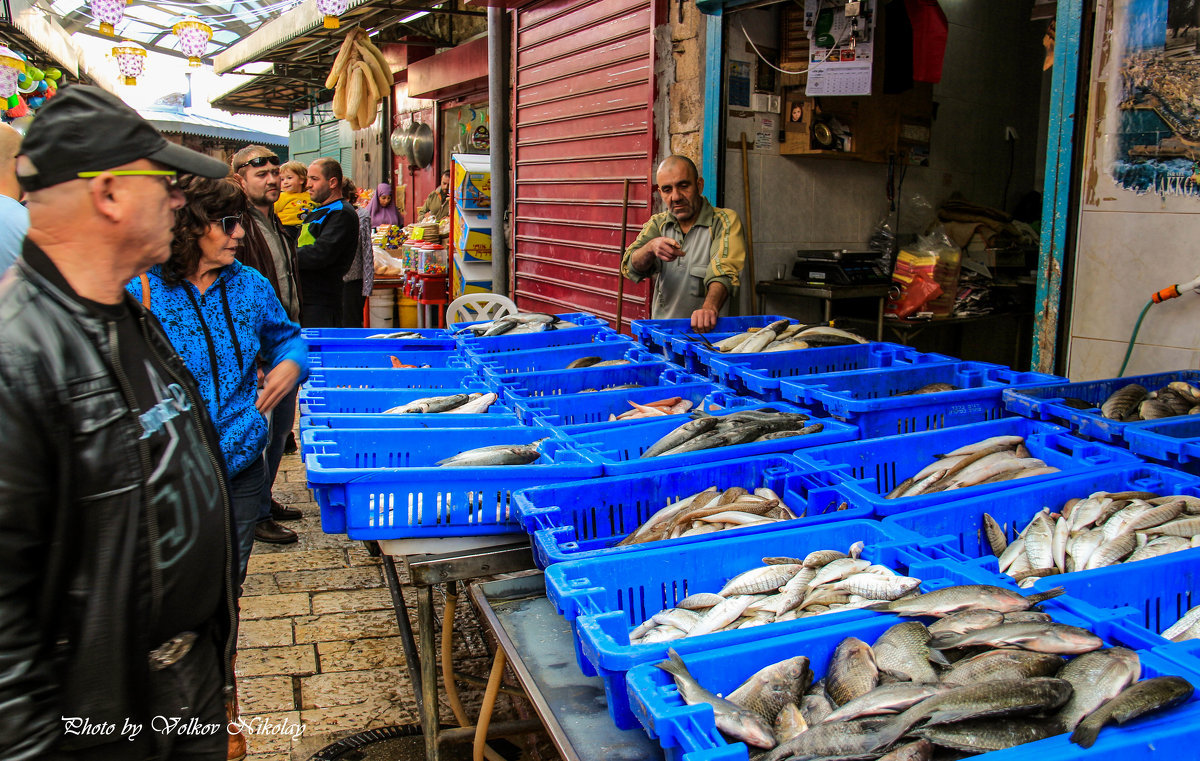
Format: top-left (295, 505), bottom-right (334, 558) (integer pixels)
top-left (231, 146), bottom-right (302, 545)
top-left (0, 123), bottom-right (28, 273)
top-left (621, 155), bottom-right (747, 331)
top-left (0, 85), bottom-right (236, 760)
top-left (418, 169), bottom-right (451, 221)
top-left (296, 157), bottom-right (358, 327)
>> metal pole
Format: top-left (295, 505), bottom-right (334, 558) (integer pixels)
top-left (381, 556), bottom-right (424, 722)
top-left (418, 585), bottom-right (440, 761)
top-left (615, 178), bottom-right (631, 333)
top-left (740, 133), bottom-right (756, 315)
top-left (488, 5), bottom-right (510, 298)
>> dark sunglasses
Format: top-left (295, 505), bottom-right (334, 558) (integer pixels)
top-left (234, 155), bottom-right (280, 172)
top-left (212, 214), bottom-right (243, 236)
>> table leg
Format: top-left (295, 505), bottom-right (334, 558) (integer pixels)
top-left (381, 556), bottom-right (423, 721)
top-left (392, 287), bottom-right (400, 327)
top-left (824, 299), bottom-right (832, 323)
top-left (876, 297), bottom-right (885, 342)
top-left (419, 584), bottom-right (440, 761)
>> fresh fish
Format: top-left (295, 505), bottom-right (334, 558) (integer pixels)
top-left (1164, 603), bottom-right (1200, 641)
top-left (386, 393), bottom-right (469, 413)
top-left (1101, 383), bottom-right (1147, 420)
top-left (940, 435), bottom-right (1025, 457)
top-left (651, 608), bottom-right (702, 633)
top-left (1071, 675), bottom-right (1194, 748)
top-left (655, 649), bottom-right (778, 749)
top-left (727, 656), bottom-right (812, 723)
top-left (809, 558), bottom-right (871, 588)
top-left (893, 677), bottom-right (1073, 732)
top-left (799, 690), bottom-right (833, 726)
top-left (802, 549), bottom-right (847, 568)
top-left (445, 392), bottom-right (497, 414)
top-left (368, 330), bottom-right (424, 339)
top-left (877, 739), bottom-right (933, 761)
top-left (639, 417), bottom-right (720, 458)
top-left (915, 717), bottom-right (1062, 752)
top-left (872, 622), bottom-right (939, 684)
top-left (997, 534), bottom-right (1027, 573)
top-left (565, 356), bottom-right (601, 369)
top-left (772, 702), bottom-right (807, 743)
top-left (1139, 397), bottom-right (1175, 420)
top-left (762, 717), bottom-right (904, 761)
top-left (867, 584), bottom-right (1064, 617)
top-left (1056, 647), bottom-right (1141, 730)
top-left (689, 595), bottom-right (759, 637)
top-left (658, 425), bottom-right (766, 456)
top-left (1144, 517), bottom-right (1200, 537)
top-left (733, 320), bottom-right (790, 354)
top-left (754, 425), bottom-right (824, 441)
top-left (825, 637), bottom-right (879, 706)
top-left (1084, 532), bottom-right (1137, 570)
top-left (982, 513), bottom-right (1008, 557)
top-left (896, 382), bottom-right (958, 396)
top-left (1023, 512), bottom-right (1056, 570)
top-left (940, 649), bottom-right (1063, 686)
top-left (639, 625), bottom-right (687, 643)
top-left (834, 573), bottom-right (921, 601)
top-left (720, 564), bottom-right (803, 596)
top-left (435, 443), bottom-right (542, 467)
top-left (793, 326), bottom-right (869, 345)
top-left (928, 610), bottom-right (1005, 637)
top-left (1003, 610), bottom-right (1054, 623)
top-left (822, 682), bottom-right (948, 723)
top-left (929, 622), bottom-right (1104, 654)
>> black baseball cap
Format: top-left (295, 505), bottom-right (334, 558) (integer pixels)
top-left (17, 85), bottom-right (229, 192)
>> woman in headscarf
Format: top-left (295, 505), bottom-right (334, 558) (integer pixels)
top-left (367, 182), bottom-right (402, 228)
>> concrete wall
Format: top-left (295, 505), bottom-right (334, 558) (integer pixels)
top-left (720, 0), bottom-right (1047, 315)
top-left (1066, 0), bottom-right (1200, 380)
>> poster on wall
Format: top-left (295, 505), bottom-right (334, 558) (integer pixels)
top-left (1108, 0), bottom-right (1200, 196)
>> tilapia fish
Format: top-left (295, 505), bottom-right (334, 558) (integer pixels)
top-left (1070, 675), bottom-right (1194, 748)
top-left (1164, 603), bottom-right (1200, 642)
top-left (656, 649), bottom-right (777, 749)
top-left (867, 584), bottom-right (1064, 617)
top-left (1096, 381), bottom-right (1200, 422)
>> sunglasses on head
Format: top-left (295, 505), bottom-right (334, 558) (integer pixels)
top-left (234, 155), bottom-right (280, 172)
top-left (212, 214), bottom-right (243, 236)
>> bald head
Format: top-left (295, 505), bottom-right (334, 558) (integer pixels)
top-left (0, 124), bottom-right (22, 201)
top-left (655, 154), bottom-right (704, 227)
top-left (658, 155), bottom-right (699, 184)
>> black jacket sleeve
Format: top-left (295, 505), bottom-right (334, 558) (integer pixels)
top-left (297, 204), bottom-right (360, 272)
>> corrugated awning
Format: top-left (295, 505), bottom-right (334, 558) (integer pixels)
top-left (140, 106), bottom-right (289, 145)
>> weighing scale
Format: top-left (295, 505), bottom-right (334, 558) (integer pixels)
top-left (792, 249), bottom-right (892, 286)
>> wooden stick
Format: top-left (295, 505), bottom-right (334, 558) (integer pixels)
top-left (615, 177), bottom-right (631, 333)
top-left (740, 133), bottom-right (756, 315)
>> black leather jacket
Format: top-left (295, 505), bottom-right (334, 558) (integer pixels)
top-left (0, 249), bottom-right (237, 758)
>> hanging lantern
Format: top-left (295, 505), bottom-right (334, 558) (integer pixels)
top-left (315, 0), bottom-right (349, 29)
top-left (172, 18), bottom-right (212, 67)
top-left (0, 45), bottom-right (25, 101)
top-left (89, 0), bottom-right (124, 36)
top-left (112, 43), bottom-right (147, 86)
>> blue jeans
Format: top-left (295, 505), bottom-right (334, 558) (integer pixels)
top-left (228, 454), bottom-right (266, 589)
top-left (258, 386), bottom-right (298, 523)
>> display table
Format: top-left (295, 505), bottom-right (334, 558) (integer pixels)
top-left (368, 274), bottom-right (406, 328)
top-left (838, 311), bottom-right (1035, 367)
top-left (754, 280), bottom-right (892, 340)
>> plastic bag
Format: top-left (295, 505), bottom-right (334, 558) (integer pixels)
top-left (885, 227), bottom-right (959, 319)
top-left (886, 273), bottom-right (943, 319)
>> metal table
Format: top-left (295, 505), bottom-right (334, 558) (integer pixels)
top-left (380, 541), bottom-right (544, 761)
top-left (469, 573), bottom-right (665, 761)
top-left (754, 280), bottom-right (892, 340)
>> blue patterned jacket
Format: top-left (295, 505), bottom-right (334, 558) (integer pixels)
top-left (128, 260), bottom-right (308, 476)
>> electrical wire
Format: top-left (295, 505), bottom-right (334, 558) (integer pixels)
top-left (738, 0), bottom-right (854, 77)
top-left (1118, 300), bottom-right (1154, 377)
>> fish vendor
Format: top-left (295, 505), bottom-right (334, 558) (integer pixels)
top-left (621, 155), bottom-right (747, 331)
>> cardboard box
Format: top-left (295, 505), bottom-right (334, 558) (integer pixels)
top-left (454, 206), bottom-right (492, 262)
top-left (453, 153), bottom-right (490, 209)
top-left (453, 256), bottom-right (492, 298)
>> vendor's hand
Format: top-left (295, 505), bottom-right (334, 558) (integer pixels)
top-left (691, 306), bottom-right (719, 332)
top-left (647, 236), bottom-right (684, 263)
top-left (257, 360), bottom-right (301, 413)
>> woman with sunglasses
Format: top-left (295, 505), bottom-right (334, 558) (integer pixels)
top-left (127, 175), bottom-right (308, 588)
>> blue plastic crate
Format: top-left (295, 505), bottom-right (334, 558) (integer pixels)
top-left (308, 348), bottom-right (470, 370)
top-left (882, 464), bottom-right (1200, 587)
top-left (494, 363), bottom-right (706, 401)
top-left (516, 389), bottom-right (778, 436)
top-left (299, 385), bottom-right (493, 415)
top-left (456, 324), bottom-right (621, 355)
top-left (467, 333), bottom-right (656, 377)
top-left (705, 343), bottom-right (959, 401)
top-left (545, 524), bottom-right (981, 730)
top-left (791, 417), bottom-right (1142, 516)
top-left (625, 598), bottom-right (1200, 761)
top-left (513, 456), bottom-right (874, 569)
top-left (449, 311), bottom-right (606, 334)
top-left (302, 367), bottom-right (481, 390)
top-left (301, 327), bottom-right (455, 350)
top-left (303, 427), bottom-right (601, 539)
top-left (630, 315), bottom-right (790, 364)
top-left (1125, 416), bottom-right (1200, 475)
top-left (565, 403), bottom-right (859, 476)
top-left (1002, 370), bottom-right (1200, 444)
top-left (510, 382), bottom-right (729, 428)
top-left (780, 361), bottom-right (1063, 438)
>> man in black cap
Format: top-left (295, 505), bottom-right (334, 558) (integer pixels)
top-left (0, 85), bottom-right (240, 760)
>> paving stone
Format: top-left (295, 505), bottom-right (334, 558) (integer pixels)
top-left (345, 544), bottom-right (383, 567)
top-left (293, 530), bottom-right (355, 550)
top-left (316, 637), bottom-right (408, 672)
top-left (274, 566), bottom-right (384, 593)
top-left (298, 699), bottom-right (416, 736)
top-left (238, 676), bottom-right (295, 714)
top-left (238, 645), bottom-right (317, 677)
top-left (241, 573), bottom-right (281, 597)
top-left (311, 588), bottom-right (394, 615)
top-left (238, 618), bottom-right (294, 649)
top-left (273, 483), bottom-right (314, 500)
top-left (240, 593), bottom-right (311, 620)
top-left (294, 610), bottom-right (398, 643)
top-left (300, 667), bottom-right (407, 709)
top-left (236, 710), bottom-right (303, 757)
top-left (248, 549), bottom-right (345, 574)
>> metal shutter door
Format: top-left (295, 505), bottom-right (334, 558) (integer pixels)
top-left (511, 0), bottom-right (658, 323)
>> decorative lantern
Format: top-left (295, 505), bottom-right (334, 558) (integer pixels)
top-left (0, 45), bottom-right (25, 102)
top-left (89, 0), bottom-right (125, 36)
top-left (172, 18), bottom-right (212, 67)
top-left (112, 43), bottom-right (147, 86)
top-left (315, 0), bottom-right (349, 29)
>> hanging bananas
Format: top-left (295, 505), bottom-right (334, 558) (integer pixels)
top-left (325, 28), bottom-right (392, 131)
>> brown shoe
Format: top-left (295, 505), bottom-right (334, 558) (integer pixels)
top-left (226, 717), bottom-right (247, 760)
top-left (270, 499), bottom-right (303, 521)
top-left (254, 519), bottom-right (298, 544)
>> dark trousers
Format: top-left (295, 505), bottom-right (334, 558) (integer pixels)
top-left (258, 387), bottom-right (298, 523)
top-left (301, 303), bottom-right (341, 328)
top-left (228, 455), bottom-right (266, 588)
top-left (341, 280), bottom-right (365, 328)
top-left (47, 638), bottom-right (227, 761)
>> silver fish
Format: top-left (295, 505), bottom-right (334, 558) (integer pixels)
top-left (927, 610), bottom-right (1004, 637)
top-left (1165, 603), bottom-right (1200, 641)
top-left (822, 683), bottom-right (948, 723)
top-left (689, 594), bottom-right (759, 637)
top-left (655, 649), bottom-right (777, 749)
top-left (436, 443), bottom-right (541, 467)
top-left (929, 622), bottom-right (1104, 654)
top-left (639, 417), bottom-right (720, 458)
top-left (867, 584), bottom-right (1064, 617)
top-left (1101, 384), bottom-right (1147, 420)
top-left (721, 564), bottom-right (803, 596)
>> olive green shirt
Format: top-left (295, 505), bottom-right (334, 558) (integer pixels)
top-left (419, 188), bottom-right (449, 221)
top-left (621, 197), bottom-right (747, 319)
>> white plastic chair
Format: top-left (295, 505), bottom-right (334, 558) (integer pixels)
top-left (447, 293), bottom-right (518, 324)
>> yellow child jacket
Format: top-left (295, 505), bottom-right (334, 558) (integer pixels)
top-left (274, 191), bottom-right (315, 227)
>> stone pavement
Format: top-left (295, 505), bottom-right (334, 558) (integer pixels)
top-left (237, 446), bottom-right (535, 761)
